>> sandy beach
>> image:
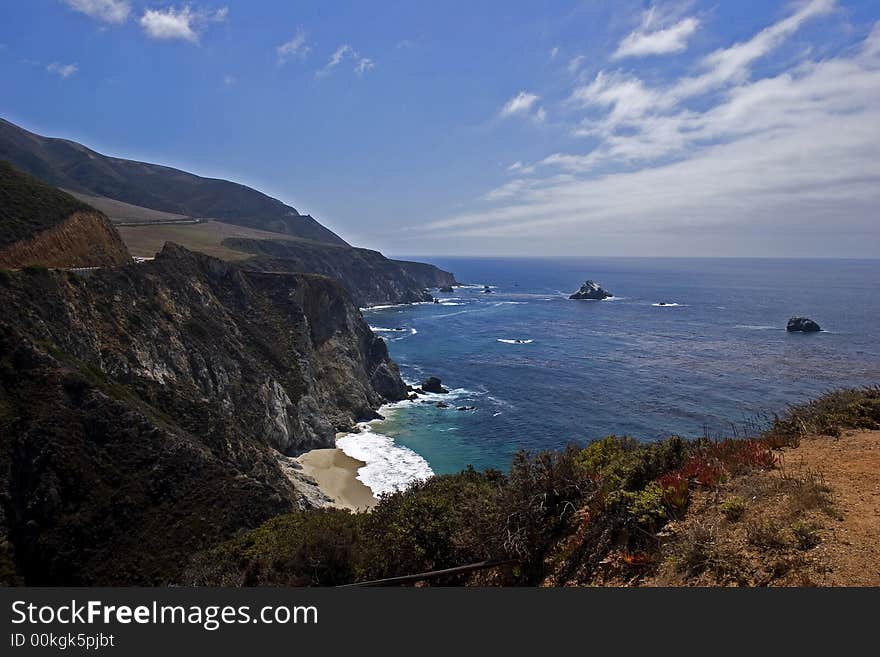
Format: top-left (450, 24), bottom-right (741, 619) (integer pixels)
top-left (297, 448), bottom-right (378, 512)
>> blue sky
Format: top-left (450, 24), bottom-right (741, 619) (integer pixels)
top-left (1, 1), bottom-right (879, 257)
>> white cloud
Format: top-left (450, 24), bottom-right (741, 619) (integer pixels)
top-left (62, 0), bottom-right (130, 24)
top-left (421, 7), bottom-right (880, 256)
top-left (47, 62), bottom-right (78, 78)
top-left (500, 91), bottom-right (539, 116)
top-left (316, 44), bottom-right (374, 77)
top-left (139, 5), bottom-right (227, 43)
top-left (550, 46), bottom-right (559, 60)
top-left (612, 9), bottom-right (699, 60)
top-left (277, 28), bottom-right (309, 64)
top-left (355, 57), bottom-right (375, 76)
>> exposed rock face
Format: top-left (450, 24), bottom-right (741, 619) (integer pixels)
top-left (0, 243), bottom-right (405, 584)
top-left (0, 210), bottom-right (130, 269)
top-left (0, 162), bottom-right (131, 269)
top-left (787, 316), bottom-right (822, 332)
top-left (224, 237), bottom-right (457, 307)
top-left (569, 280), bottom-right (612, 300)
top-left (421, 377), bottom-right (448, 394)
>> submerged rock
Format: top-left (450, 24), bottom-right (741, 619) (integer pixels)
top-left (421, 376), bottom-right (449, 394)
top-left (787, 316), bottom-right (822, 333)
top-left (435, 401), bottom-right (449, 409)
top-left (569, 280), bottom-right (612, 300)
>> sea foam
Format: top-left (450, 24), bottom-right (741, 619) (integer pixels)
top-left (337, 422), bottom-right (434, 496)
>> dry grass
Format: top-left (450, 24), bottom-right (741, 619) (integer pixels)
top-left (117, 220), bottom-right (302, 261)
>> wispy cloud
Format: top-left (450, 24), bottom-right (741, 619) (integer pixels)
top-left (47, 62), bottom-right (78, 78)
top-left (550, 46), bottom-right (559, 60)
top-left (354, 57), bottom-right (375, 76)
top-left (139, 5), bottom-right (227, 43)
top-left (316, 44), bottom-right (375, 77)
top-left (501, 91), bottom-right (539, 116)
top-left (61, 0), bottom-right (130, 24)
top-left (420, 3), bottom-right (879, 256)
top-left (612, 6), bottom-right (699, 60)
top-left (567, 55), bottom-right (586, 74)
top-left (500, 91), bottom-right (546, 122)
top-left (277, 28), bottom-right (309, 64)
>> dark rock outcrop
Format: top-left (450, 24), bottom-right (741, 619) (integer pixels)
top-left (0, 243), bottom-right (405, 584)
top-left (787, 317), bottom-right (822, 333)
top-left (421, 376), bottom-right (449, 394)
top-left (569, 280), bottom-right (612, 300)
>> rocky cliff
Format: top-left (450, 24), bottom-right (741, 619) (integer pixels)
top-left (224, 236), bottom-right (458, 307)
top-left (0, 243), bottom-right (406, 584)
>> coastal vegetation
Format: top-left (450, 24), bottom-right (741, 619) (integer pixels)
top-left (186, 387), bottom-right (880, 587)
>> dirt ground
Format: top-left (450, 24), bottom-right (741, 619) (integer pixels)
top-left (778, 431), bottom-right (880, 585)
top-left (640, 430), bottom-right (880, 587)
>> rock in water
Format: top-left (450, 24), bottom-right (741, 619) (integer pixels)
top-left (422, 376), bottom-right (449, 394)
top-left (569, 280), bottom-right (612, 300)
top-left (787, 316), bottom-right (822, 332)
top-left (439, 285), bottom-right (454, 293)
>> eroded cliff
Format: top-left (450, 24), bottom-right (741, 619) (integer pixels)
top-left (224, 236), bottom-right (458, 307)
top-left (0, 243), bottom-right (405, 584)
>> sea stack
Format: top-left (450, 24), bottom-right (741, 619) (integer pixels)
top-left (421, 376), bottom-right (449, 394)
top-left (569, 280), bottom-right (613, 300)
top-left (787, 316), bottom-right (822, 332)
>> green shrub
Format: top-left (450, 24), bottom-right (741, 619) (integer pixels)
top-left (768, 387), bottom-right (880, 441)
top-left (791, 521), bottom-right (821, 551)
top-left (720, 496), bottom-right (747, 522)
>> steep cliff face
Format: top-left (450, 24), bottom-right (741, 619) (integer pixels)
top-left (224, 236), bottom-right (458, 307)
top-left (393, 258), bottom-right (458, 289)
top-left (0, 243), bottom-right (405, 584)
top-left (0, 161), bottom-right (130, 269)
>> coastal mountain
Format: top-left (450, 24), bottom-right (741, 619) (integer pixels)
top-left (0, 118), bottom-right (347, 245)
top-left (0, 162), bottom-right (130, 269)
top-left (0, 118), bottom-right (457, 306)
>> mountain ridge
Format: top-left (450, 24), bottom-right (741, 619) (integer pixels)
top-left (0, 118), bottom-right (347, 245)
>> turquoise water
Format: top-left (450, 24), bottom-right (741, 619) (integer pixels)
top-left (351, 257), bottom-right (880, 484)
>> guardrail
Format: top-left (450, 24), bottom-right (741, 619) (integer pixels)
top-left (337, 559), bottom-right (519, 587)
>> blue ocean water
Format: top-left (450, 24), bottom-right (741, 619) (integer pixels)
top-left (348, 257), bottom-right (880, 490)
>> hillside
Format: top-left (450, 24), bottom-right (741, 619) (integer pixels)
top-left (0, 243), bottom-right (406, 585)
top-left (0, 118), bottom-right (347, 245)
top-left (182, 388), bottom-right (880, 587)
top-left (0, 162), bottom-right (130, 268)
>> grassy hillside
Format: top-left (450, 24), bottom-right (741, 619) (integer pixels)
top-left (0, 161), bottom-right (92, 249)
top-left (185, 387), bottom-right (880, 587)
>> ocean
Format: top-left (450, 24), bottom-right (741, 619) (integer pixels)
top-left (340, 257), bottom-right (880, 496)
